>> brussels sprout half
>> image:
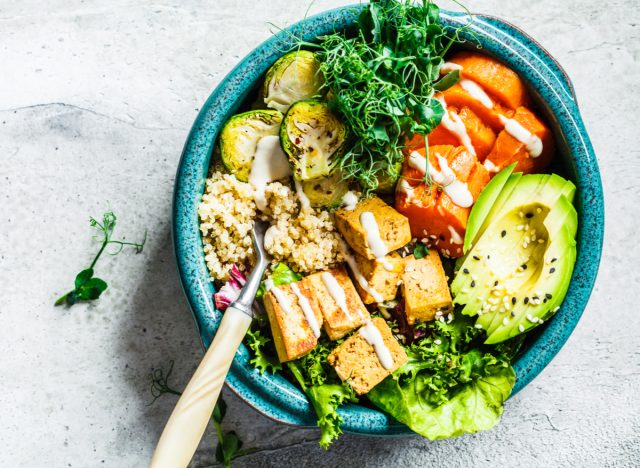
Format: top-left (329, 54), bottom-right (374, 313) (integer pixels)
top-left (219, 109), bottom-right (283, 182)
top-left (281, 99), bottom-right (348, 181)
top-left (263, 50), bottom-right (324, 114)
top-left (374, 160), bottom-right (403, 194)
top-left (301, 171), bottom-right (349, 208)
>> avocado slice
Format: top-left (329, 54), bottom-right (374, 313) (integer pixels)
top-left (451, 173), bottom-right (578, 344)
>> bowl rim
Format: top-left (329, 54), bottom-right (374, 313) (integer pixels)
top-left (172, 4), bottom-right (604, 435)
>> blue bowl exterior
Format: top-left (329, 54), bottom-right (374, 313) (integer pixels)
top-left (173, 5), bottom-right (604, 435)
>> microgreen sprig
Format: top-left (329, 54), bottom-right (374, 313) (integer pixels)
top-left (54, 211), bottom-right (147, 307)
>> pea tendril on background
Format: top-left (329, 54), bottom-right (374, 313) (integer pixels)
top-left (54, 211), bottom-right (147, 307)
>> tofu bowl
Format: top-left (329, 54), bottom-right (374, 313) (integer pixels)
top-left (173, 5), bottom-right (603, 436)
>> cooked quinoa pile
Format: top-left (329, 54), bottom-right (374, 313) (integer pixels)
top-left (198, 172), bottom-right (341, 281)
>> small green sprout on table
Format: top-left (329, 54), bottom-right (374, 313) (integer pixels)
top-left (54, 211), bottom-right (146, 307)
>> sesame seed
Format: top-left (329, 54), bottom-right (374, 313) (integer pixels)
top-left (521, 263), bottom-right (528, 270)
top-left (463, 268), bottom-right (469, 274)
top-left (434, 339), bottom-right (442, 345)
top-left (552, 306), bottom-right (560, 312)
top-left (539, 319), bottom-right (544, 325)
top-left (511, 311), bottom-right (516, 317)
top-left (526, 314), bottom-right (534, 322)
top-left (517, 225), bottom-right (525, 231)
top-left (435, 311), bottom-right (443, 317)
top-left (471, 280), bottom-right (476, 287)
top-left (526, 212), bottom-right (533, 218)
top-left (502, 317), bottom-right (509, 325)
top-left (543, 298), bottom-right (548, 303)
top-left (519, 211), bottom-right (524, 218)
top-left (550, 267), bottom-right (556, 274)
top-left (545, 293), bottom-right (552, 299)
top-left (461, 288), bottom-right (469, 293)
top-left (499, 308), bottom-right (505, 313)
top-left (473, 255), bottom-right (480, 261)
top-left (501, 230), bottom-right (506, 237)
top-left (487, 254), bottom-right (491, 259)
top-left (512, 297), bottom-right (517, 305)
top-left (551, 258), bottom-right (557, 263)
top-left (538, 239), bottom-right (544, 243)
top-left (518, 324), bottom-right (525, 332)
top-left (489, 297), bottom-right (499, 304)
top-left (494, 280), bottom-right (499, 286)
top-left (491, 305), bottom-right (498, 311)
top-left (536, 208), bottom-right (542, 214)
top-left (475, 324), bottom-right (483, 329)
top-left (524, 297), bottom-right (530, 304)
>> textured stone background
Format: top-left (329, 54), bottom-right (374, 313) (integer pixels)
top-left (1, 1), bottom-right (638, 466)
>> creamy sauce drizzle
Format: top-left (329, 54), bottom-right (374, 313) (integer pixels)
top-left (396, 178), bottom-right (415, 202)
top-left (321, 272), bottom-right (352, 318)
top-left (484, 159), bottom-right (500, 173)
top-left (460, 79), bottom-right (494, 109)
top-left (359, 320), bottom-right (393, 369)
top-left (499, 115), bottom-right (543, 158)
top-left (338, 240), bottom-right (384, 303)
top-left (437, 97), bottom-right (476, 157)
top-left (265, 278), bottom-right (293, 316)
top-left (408, 151), bottom-right (474, 208)
top-left (440, 61), bottom-right (463, 73)
top-left (290, 282), bottom-right (321, 338)
top-left (341, 191), bottom-right (359, 211)
top-left (448, 225), bottom-right (464, 244)
top-left (359, 211), bottom-right (393, 270)
top-left (249, 135), bottom-right (292, 211)
top-left (294, 179), bottom-right (311, 210)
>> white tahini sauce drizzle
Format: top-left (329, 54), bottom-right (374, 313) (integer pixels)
top-left (321, 272), bottom-right (352, 318)
top-left (484, 159), bottom-right (500, 173)
top-left (437, 97), bottom-right (476, 157)
top-left (294, 179), bottom-right (311, 210)
top-left (359, 320), bottom-right (393, 369)
top-left (396, 178), bottom-right (415, 203)
top-left (359, 212), bottom-right (394, 271)
top-left (338, 240), bottom-right (384, 303)
top-left (440, 61), bottom-right (463, 74)
top-left (448, 225), bottom-right (464, 245)
top-left (265, 278), bottom-right (293, 316)
top-left (249, 135), bottom-right (292, 211)
top-left (290, 282), bottom-right (321, 338)
top-left (499, 115), bottom-right (543, 158)
top-left (341, 191), bottom-right (359, 211)
top-left (459, 79), bottom-right (494, 109)
top-left (407, 151), bottom-right (474, 208)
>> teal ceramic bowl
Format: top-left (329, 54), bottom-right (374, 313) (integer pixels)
top-left (173, 5), bottom-right (604, 435)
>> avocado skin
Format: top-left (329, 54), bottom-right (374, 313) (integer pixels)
top-left (452, 171), bottom-right (578, 344)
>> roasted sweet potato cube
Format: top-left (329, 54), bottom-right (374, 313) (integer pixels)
top-left (335, 196), bottom-right (411, 260)
top-left (305, 266), bottom-right (369, 340)
top-left (328, 318), bottom-right (408, 395)
top-left (401, 252), bottom-right (453, 324)
top-left (352, 252), bottom-right (403, 304)
top-left (263, 281), bottom-right (323, 363)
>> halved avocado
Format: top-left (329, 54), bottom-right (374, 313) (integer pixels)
top-left (451, 173), bottom-right (578, 344)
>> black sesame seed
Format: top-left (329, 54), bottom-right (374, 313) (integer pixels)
top-left (439, 235), bottom-right (446, 241)
top-left (524, 297), bottom-right (530, 304)
top-left (442, 305), bottom-right (450, 311)
top-left (526, 213), bottom-right (533, 218)
top-left (545, 293), bottom-right (552, 299)
top-left (463, 268), bottom-right (469, 274)
top-left (550, 267), bottom-right (556, 274)
top-left (501, 230), bottom-right (506, 238)
top-left (512, 297), bottom-right (517, 305)
top-left (521, 263), bottom-right (528, 270)
top-left (487, 254), bottom-right (491, 259)
top-left (471, 280), bottom-right (476, 287)
top-left (494, 280), bottom-right (499, 287)
top-left (511, 311), bottom-right (516, 317)
top-left (551, 258), bottom-right (557, 263)
top-left (473, 255), bottom-right (480, 261)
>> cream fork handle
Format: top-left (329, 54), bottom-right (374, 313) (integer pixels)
top-left (149, 306), bottom-right (252, 468)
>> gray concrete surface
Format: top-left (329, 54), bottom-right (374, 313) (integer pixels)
top-left (0, 0), bottom-right (638, 466)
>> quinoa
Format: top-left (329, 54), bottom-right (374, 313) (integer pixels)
top-left (198, 171), bottom-right (341, 281)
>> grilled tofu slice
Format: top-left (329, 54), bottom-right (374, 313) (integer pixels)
top-left (401, 251), bottom-right (453, 324)
top-left (305, 266), bottom-right (369, 340)
top-left (263, 281), bottom-right (323, 362)
top-left (328, 318), bottom-right (408, 395)
top-left (352, 252), bottom-right (404, 304)
top-left (335, 196), bottom-right (411, 260)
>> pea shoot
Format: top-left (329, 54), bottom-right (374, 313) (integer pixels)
top-left (54, 211), bottom-right (147, 307)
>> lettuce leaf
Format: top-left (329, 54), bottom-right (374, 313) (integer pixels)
top-left (256, 263), bottom-right (302, 299)
top-left (368, 366), bottom-right (514, 439)
top-left (368, 314), bottom-right (519, 439)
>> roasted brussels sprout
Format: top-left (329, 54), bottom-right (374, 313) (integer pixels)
top-left (263, 50), bottom-right (324, 113)
top-left (301, 171), bottom-right (349, 208)
top-left (374, 160), bottom-right (403, 194)
top-left (281, 99), bottom-right (348, 181)
top-left (219, 109), bottom-right (283, 181)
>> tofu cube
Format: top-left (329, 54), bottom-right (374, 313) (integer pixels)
top-left (263, 281), bottom-right (323, 363)
top-left (401, 251), bottom-right (452, 325)
top-left (305, 266), bottom-right (369, 340)
top-left (335, 196), bottom-right (412, 260)
top-left (351, 252), bottom-right (404, 304)
top-left (328, 318), bottom-right (408, 395)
